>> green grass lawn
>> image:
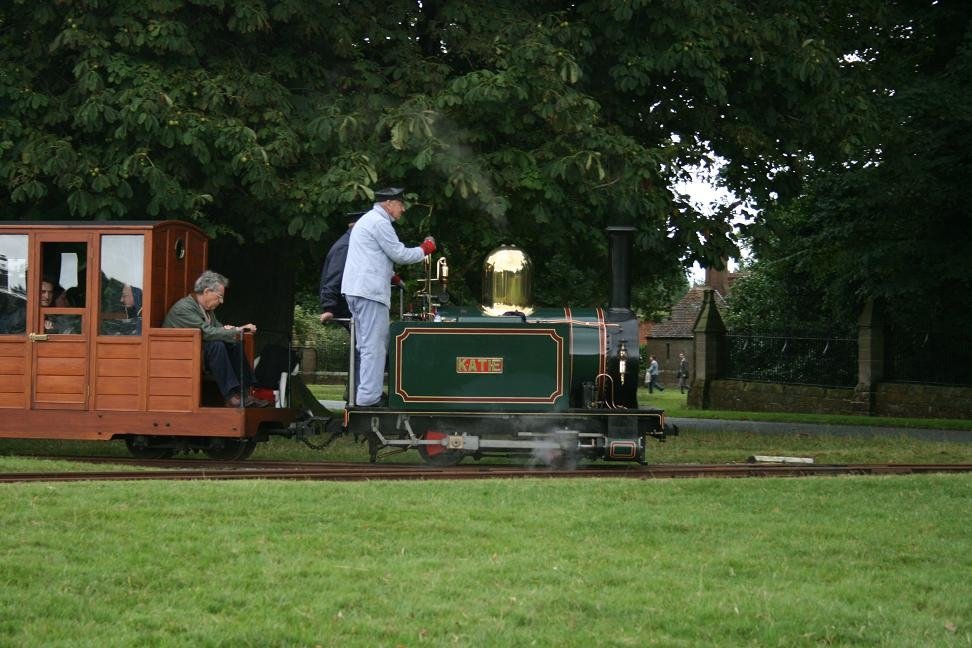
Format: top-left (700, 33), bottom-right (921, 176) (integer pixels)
top-left (2, 385), bottom-right (970, 645)
top-left (1, 475), bottom-right (969, 646)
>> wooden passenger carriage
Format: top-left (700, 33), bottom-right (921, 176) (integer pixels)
top-left (0, 221), bottom-right (298, 458)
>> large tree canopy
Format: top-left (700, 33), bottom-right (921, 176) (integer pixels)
top-left (1, 0), bottom-right (885, 317)
top-left (734, 1), bottom-right (972, 331)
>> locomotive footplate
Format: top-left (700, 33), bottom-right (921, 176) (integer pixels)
top-left (344, 407), bottom-right (678, 465)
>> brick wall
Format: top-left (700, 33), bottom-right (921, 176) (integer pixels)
top-left (873, 383), bottom-right (972, 420)
top-left (691, 379), bottom-right (972, 419)
top-left (690, 379), bottom-right (865, 415)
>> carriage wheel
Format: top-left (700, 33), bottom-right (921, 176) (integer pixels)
top-left (203, 438), bottom-right (257, 461)
top-left (417, 430), bottom-right (464, 467)
top-left (236, 438), bottom-right (258, 460)
top-left (125, 437), bottom-right (175, 460)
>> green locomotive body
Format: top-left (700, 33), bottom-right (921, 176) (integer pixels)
top-left (344, 227), bottom-right (677, 465)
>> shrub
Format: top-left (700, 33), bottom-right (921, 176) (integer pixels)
top-left (292, 304), bottom-right (350, 372)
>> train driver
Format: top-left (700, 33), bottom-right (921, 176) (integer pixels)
top-left (163, 270), bottom-right (270, 408)
top-left (341, 186), bottom-right (436, 407)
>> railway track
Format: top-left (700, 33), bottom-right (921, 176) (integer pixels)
top-left (1, 457), bottom-right (970, 483)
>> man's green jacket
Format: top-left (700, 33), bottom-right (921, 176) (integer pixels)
top-left (162, 294), bottom-right (238, 343)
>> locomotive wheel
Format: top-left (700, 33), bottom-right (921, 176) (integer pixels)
top-left (125, 437), bottom-right (175, 460)
top-left (417, 430), bottom-right (464, 467)
top-left (203, 438), bottom-right (257, 461)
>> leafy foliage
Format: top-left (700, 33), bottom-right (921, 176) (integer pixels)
top-left (724, 260), bottom-right (855, 335)
top-left (292, 303), bottom-right (350, 372)
top-left (733, 3), bottom-right (972, 333)
top-left (1, 0), bottom-right (888, 312)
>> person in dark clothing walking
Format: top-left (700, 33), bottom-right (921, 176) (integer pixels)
top-left (677, 352), bottom-right (689, 393)
top-left (646, 355), bottom-right (664, 393)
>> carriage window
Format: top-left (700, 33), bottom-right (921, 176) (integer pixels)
top-left (99, 235), bottom-right (144, 336)
top-left (40, 242), bottom-right (86, 335)
top-left (0, 235), bottom-right (27, 335)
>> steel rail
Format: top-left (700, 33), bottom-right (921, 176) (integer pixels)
top-left (1, 461), bottom-right (970, 484)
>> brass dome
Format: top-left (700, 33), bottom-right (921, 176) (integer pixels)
top-left (481, 245), bottom-right (534, 316)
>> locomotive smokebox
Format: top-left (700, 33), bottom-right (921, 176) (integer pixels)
top-left (606, 225), bottom-right (635, 316)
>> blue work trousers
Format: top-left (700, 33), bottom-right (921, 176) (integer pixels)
top-left (346, 295), bottom-right (388, 407)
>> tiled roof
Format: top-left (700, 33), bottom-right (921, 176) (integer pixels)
top-left (647, 285), bottom-right (727, 339)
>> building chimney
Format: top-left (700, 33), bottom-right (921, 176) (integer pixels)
top-left (704, 264), bottom-right (730, 297)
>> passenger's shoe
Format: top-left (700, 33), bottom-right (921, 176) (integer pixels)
top-left (243, 394), bottom-right (272, 408)
top-left (225, 393), bottom-right (272, 408)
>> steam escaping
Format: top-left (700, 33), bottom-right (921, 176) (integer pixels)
top-left (421, 113), bottom-right (510, 229)
top-left (527, 429), bottom-right (580, 470)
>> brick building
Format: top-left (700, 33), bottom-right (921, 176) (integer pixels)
top-left (641, 268), bottom-right (733, 384)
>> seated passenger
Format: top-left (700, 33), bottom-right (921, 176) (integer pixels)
top-left (40, 280), bottom-right (57, 309)
top-left (162, 270), bottom-right (270, 408)
top-left (119, 283), bottom-right (142, 334)
top-left (121, 284), bottom-right (142, 318)
top-left (40, 279), bottom-right (81, 334)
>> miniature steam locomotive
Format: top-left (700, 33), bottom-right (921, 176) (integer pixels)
top-left (343, 226), bottom-right (677, 465)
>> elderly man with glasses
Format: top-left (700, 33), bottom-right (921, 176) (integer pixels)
top-left (163, 270), bottom-right (270, 408)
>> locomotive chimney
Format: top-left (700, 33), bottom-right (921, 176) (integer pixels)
top-left (606, 225), bottom-right (635, 315)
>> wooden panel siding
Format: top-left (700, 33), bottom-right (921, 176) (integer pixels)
top-left (36, 341), bottom-right (87, 358)
top-left (147, 328), bottom-right (200, 412)
top-left (152, 224), bottom-right (207, 329)
top-left (94, 340), bottom-right (142, 411)
top-left (0, 374), bottom-right (24, 391)
top-left (35, 374), bottom-right (85, 395)
top-left (96, 343), bottom-right (141, 359)
top-left (33, 341), bottom-right (87, 408)
top-left (151, 341), bottom-right (195, 360)
top-left (0, 339), bottom-right (26, 408)
top-left (149, 358), bottom-right (195, 377)
top-left (36, 355), bottom-right (86, 376)
top-left (96, 357), bottom-right (141, 376)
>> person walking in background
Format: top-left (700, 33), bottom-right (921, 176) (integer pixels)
top-left (646, 354), bottom-right (664, 393)
top-left (342, 187), bottom-right (435, 407)
top-left (677, 352), bottom-right (689, 394)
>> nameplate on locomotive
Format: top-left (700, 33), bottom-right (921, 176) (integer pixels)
top-left (456, 357), bottom-right (504, 374)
